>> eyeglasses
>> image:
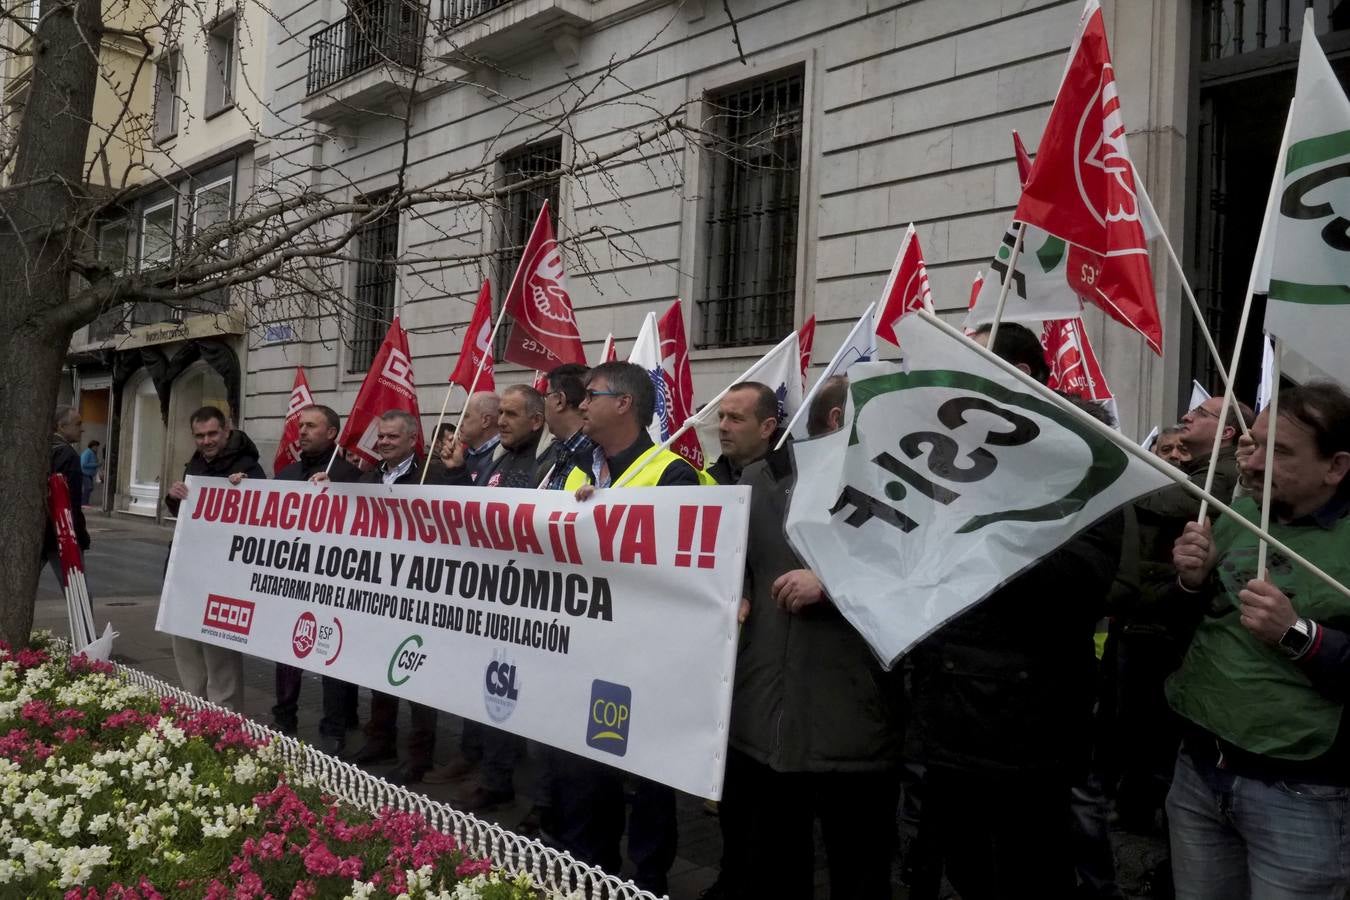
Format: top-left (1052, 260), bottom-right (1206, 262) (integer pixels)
top-left (585, 389), bottom-right (624, 401)
top-left (1189, 406), bottom-right (1220, 421)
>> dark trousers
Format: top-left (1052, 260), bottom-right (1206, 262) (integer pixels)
top-left (365, 691), bottom-right (437, 768)
top-left (924, 765), bottom-right (1076, 899)
top-left (718, 748), bottom-right (899, 900)
top-left (273, 663), bottom-right (358, 738)
top-left (552, 752), bottom-right (676, 896)
top-left (460, 718), bottom-right (524, 795)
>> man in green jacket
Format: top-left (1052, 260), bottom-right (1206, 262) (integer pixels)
top-left (1167, 382), bottom-right (1350, 897)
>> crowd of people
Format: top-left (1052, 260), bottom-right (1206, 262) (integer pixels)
top-left (41, 321), bottom-right (1350, 898)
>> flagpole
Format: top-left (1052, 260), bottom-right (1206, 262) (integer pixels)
top-left (917, 309), bottom-right (1350, 604)
top-left (986, 222), bottom-right (1027, 348)
top-left (1256, 337), bottom-right (1282, 578)
top-left (323, 443), bottom-right (341, 476)
top-left (1196, 109), bottom-right (1293, 522)
top-left (418, 384), bottom-right (458, 483)
top-left (422, 297), bottom-right (512, 484)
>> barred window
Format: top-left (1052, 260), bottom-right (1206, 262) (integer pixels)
top-left (348, 193), bottom-right (400, 374)
top-left (495, 138), bottom-right (561, 355)
top-left (699, 69), bottom-right (804, 349)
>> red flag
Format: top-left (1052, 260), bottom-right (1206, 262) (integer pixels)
top-left (796, 316), bottom-right (816, 386)
top-left (1042, 317), bottom-right (1114, 403)
top-left (874, 224), bottom-right (933, 347)
top-left (965, 272), bottom-right (984, 336)
top-left (448, 282), bottom-right (496, 393)
top-left (273, 367), bottom-right (314, 475)
top-left (1013, 0), bottom-right (1162, 354)
top-left (46, 474), bottom-right (84, 588)
top-left (337, 316), bottom-right (424, 467)
top-left (598, 333), bottom-right (618, 364)
top-left (532, 370), bottom-right (549, 393)
top-left (501, 201), bottom-right (587, 371)
top-left (1012, 130), bottom-right (1034, 185)
top-left (656, 300), bottom-right (704, 470)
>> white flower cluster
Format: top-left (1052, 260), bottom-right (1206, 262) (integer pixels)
top-left (348, 866), bottom-right (548, 900)
top-left (0, 838), bottom-right (111, 888)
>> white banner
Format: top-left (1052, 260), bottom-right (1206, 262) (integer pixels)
top-left (157, 477), bottom-right (751, 799)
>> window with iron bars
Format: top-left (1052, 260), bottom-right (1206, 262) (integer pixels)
top-left (495, 139), bottom-right (561, 357)
top-left (348, 193), bottom-right (400, 374)
top-left (698, 68), bottom-right (804, 349)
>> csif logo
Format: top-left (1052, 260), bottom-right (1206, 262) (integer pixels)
top-left (585, 680), bottom-right (631, 757)
top-left (483, 650), bottom-right (520, 723)
top-left (203, 595), bottom-right (255, 637)
top-left (387, 634), bottom-right (427, 687)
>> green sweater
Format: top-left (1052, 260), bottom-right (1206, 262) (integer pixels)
top-left (1166, 496), bottom-right (1350, 761)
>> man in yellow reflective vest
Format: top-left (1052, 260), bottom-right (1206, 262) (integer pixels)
top-left (556, 360), bottom-right (703, 895)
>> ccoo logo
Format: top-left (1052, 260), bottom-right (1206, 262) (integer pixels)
top-left (483, 650), bottom-right (520, 723)
top-left (585, 680), bottom-right (631, 757)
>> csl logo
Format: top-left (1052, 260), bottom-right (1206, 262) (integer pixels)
top-left (483, 651), bottom-right (520, 723)
top-left (586, 680), bottom-right (631, 757)
top-left (203, 595), bottom-right (255, 636)
top-left (292, 612), bottom-right (317, 658)
top-left (387, 635), bottom-right (427, 687)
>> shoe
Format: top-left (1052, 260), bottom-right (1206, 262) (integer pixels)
top-left (516, 804), bottom-right (545, 837)
top-left (453, 782), bottom-right (514, 812)
top-left (350, 741), bottom-right (397, 765)
top-left (422, 756), bottom-right (478, 784)
top-left (272, 717), bottom-right (298, 737)
top-left (385, 764), bottom-right (430, 786)
top-left (319, 735), bottom-right (346, 757)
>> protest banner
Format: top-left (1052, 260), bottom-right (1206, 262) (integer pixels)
top-left (156, 478), bottom-right (750, 799)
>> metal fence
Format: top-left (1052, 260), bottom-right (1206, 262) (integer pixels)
top-left (441, 0), bottom-right (513, 26)
top-left (1200, 0), bottom-right (1340, 61)
top-left (307, 0), bottom-right (427, 95)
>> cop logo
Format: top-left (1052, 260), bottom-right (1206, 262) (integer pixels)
top-left (292, 612), bottom-right (317, 658)
top-left (387, 634), bottom-right (427, 687)
top-left (483, 650), bottom-right (520, 723)
top-left (585, 680), bottom-right (631, 756)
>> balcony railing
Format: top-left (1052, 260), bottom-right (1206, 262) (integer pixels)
top-left (307, 1), bottom-right (427, 96)
top-left (441, 0), bottom-right (513, 26)
top-left (1200, 0), bottom-right (1342, 61)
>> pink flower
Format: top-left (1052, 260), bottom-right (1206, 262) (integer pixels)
top-left (455, 857), bottom-right (494, 878)
top-left (55, 708), bottom-right (86, 722)
top-left (69, 654), bottom-right (115, 676)
top-left (55, 726), bottom-right (87, 743)
top-left (102, 709), bottom-right (150, 730)
top-left (288, 881), bottom-right (317, 900)
top-left (16, 647), bottom-right (50, 668)
top-left (0, 728), bottom-right (30, 759)
top-left (33, 741), bottom-right (54, 760)
top-left (21, 700), bottom-right (54, 726)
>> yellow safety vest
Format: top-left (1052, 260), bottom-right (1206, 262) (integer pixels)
top-left (563, 444), bottom-right (716, 490)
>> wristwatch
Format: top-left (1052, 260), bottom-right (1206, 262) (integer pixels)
top-left (1278, 618), bottom-right (1315, 659)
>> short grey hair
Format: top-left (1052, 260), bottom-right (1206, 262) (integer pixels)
top-left (52, 406), bottom-right (79, 430)
top-left (379, 409), bottom-right (419, 436)
top-left (504, 384), bottom-right (545, 419)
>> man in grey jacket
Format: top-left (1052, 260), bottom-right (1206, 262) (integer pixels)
top-left (717, 376), bottom-right (904, 900)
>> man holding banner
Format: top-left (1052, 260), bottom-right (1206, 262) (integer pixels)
top-left (1167, 383), bottom-right (1350, 896)
top-left (558, 360), bottom-right (703, 896)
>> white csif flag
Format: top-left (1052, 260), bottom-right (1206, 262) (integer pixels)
top-left (785, 313), bottom-right (1172, 667)
top-left (691, 330), bottom-right (803, 466)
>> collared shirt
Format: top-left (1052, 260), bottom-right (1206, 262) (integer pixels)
top-left (464, 434), bottom-right (501, 484)
top-left (381, 454), bottom-right (415, 485)
top-left (579, 432), bottom-right (699, 488)
top-left (544, 429), bottom-right (595, 491)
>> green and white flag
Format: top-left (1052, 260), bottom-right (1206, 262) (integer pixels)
top-left (1257, 12), bottom-right (1350, 386)
top-left (965, 224), bottom-right (1086, 326)
top-left (785, 313), bottom-right (1173, 667)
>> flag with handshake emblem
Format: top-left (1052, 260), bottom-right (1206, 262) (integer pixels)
top-left (785, 313), bottom-right (1172, 668)
top-left (337, 316), bottom-right (423, 467)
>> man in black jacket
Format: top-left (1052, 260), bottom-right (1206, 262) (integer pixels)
top-left (338, 410), bottom-right (440, 785)
top-left (907, 325), bottom-right (1125, 897)
top-left (707, 382), bottom-right (779, 486)
top-left (45, 407), bottom-right (91, 582)
top-left (265, 405), bottom-right (362, 753)
top-left (166, 406), bottom-right (265, 713)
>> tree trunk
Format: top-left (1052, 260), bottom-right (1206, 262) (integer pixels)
top-left (0, 0), bottom-right (102, 648)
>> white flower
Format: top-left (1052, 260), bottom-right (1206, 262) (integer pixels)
top-left (86, 813), bottom-right (111, 835)
top-left (347, 880), bottom-right (377, 900)
top-left (57, 806), bottom-right (82, 838)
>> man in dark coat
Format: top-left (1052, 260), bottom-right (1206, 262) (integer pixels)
top-left (265, 404), bottom-right (362, 753)
top-left (718, 375), bottom-right (905, 900)
top-left (166, 406), bottom-right (265, 712)
top-left (44, 407), bottom-right (90, 581)
top-left (707, 382), bottom-right (780, 486)
top-left (336, 409), bottom-right (439, 785)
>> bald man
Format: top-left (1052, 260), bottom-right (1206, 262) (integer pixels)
top-left (456, 391), bottom-right (502, 484)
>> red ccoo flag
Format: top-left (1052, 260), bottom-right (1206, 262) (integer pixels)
top-left (1012, 130), bottom-right (1034, 185)
top-left (532, 370), bottom-right (550, 393)
top-left (501, 202), bottom-right (587, 371)
top-left (796, 316), bottom-right (816, 386)
top-left (448, 282), bottom-right (495, 393)
top-left (337, 316), bottom-right (424, 468)
top-left (273, 366), bottom-right (314, 475)
top-left (598, 333), bottom-right (618, 364)
top-left (1013, 0), bottom-right (1162, 354)
top-left (965, 272), bottom-right (984, 335)
top-left (1042, 318), bottom-right (1113, 403)
top-left (874, 224), bottom-right (934, 347)
top-left (656, 300), bottom-right (705, 470)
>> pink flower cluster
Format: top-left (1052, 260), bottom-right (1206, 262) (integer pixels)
top-left (63, 876), bottom-right (164, 900)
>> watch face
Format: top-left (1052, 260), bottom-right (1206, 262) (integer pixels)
top-left (1280, 622), bottom-right (1312, 655)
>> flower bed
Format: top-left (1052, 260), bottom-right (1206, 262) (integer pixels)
top-left (0, 637), bottom-right (638, 900)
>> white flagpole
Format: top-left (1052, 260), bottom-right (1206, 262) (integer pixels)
top-left (421, 298), bottom-right (511, 484)
top-left (323, 443), bottom-right (341, 476)
top-left (986, 222), bottom-right (1027, 348)
top-left (1256, 337), bottom-right (1282, 578)
top-left (917, 309), bottom-right (1350, 603)
top-left (1196, 109), bottom-right (1293, 522)
top-left (419, 383), bottom-right (459, 483)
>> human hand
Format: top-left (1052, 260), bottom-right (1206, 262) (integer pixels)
top-left (1239, 579), bottom-right (1299, 645)
top-left (1173, 520), bottom-right (1217, 590)
top-left (771, 569), bottom-right (826, 613)
top-left (168, 482), bottom-right (189, 501)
